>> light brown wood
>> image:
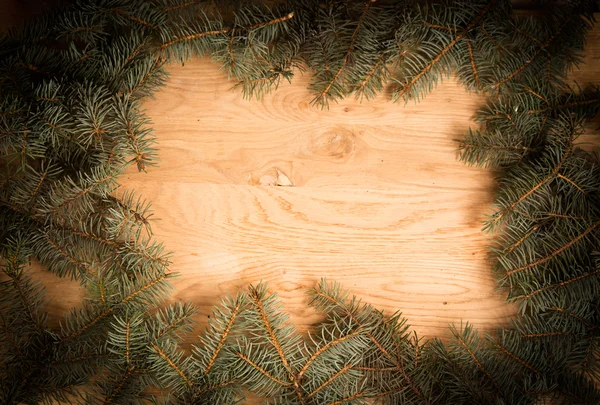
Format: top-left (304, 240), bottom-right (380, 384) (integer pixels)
top-left (5, 9), bottom-right (600, 344)
top-left (119, 66), bottom-right (509, 339)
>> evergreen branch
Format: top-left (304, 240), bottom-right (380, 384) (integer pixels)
top-left (297, 329), bottom-right (364, 379)
top-left (60, 273), bottom-right (171, 342)
top-left (163, 1), bottom-right (204, 13)
top-left (327, 390), bottom-right (369, 405)
top-left (523, 87), bottom-right (549, 105)
top-left (423, 22), bottom-right (457, 32)
top-left (316, 0), bottom-right (375, 102)
top-left (246, 12), bottom-right (295, 31)
top-left (505, 225), bottom-right (540, 254)
top-left (353, 366), bottom-right (398, 372)
top-left (150, 343), bottom-right (192, 388)
top-left (195, 379), bottom-right (237, 395)
top-left (160, 29), bottom-right (229, 50)
top-left (489, 145), bottom-right (572, 227)
top-left (125, 320), bottom-right (131, 365)
top-left (491, 18), bottom-right (572, 90)
top-left (123, 42), bottom-right (147, 67)
top-left (26, 166), bottom-right (49, 208)
top-left (234, 351), bottom-right (292, 387)
top-left (67, 229), bottom-right (119, 248)
top-left (480, 23), bottom-right (502, 56)
top-left (102, 7), bottom-right (154, 28)
top-left (521, 269), bottom-right (600, 300)
top-left (395, 347), bottom-right (424, 401)
top-left (126, 57), bottom-right (164, 96)
top-left (550, 306), bottom-right (591, 326)
top-left (0, 108), bottom-right (23, 117)
top-left (203, 300), bottom-right (241, 375)
top-left (102, 366), bottom-right (135, 405)
top-left (546, 212), bottom-right (584, 221)
top-left (466, 40), bottom-right (480, 89)
top-left (44, 174), bottom-right (117, 216)
top-left (36, 97), bottom-right (59, 103)
top-left (249, 286), bottom-right (293, 376)
top-left (312, 285), bottom-right (426, 401)
top-left (354, 54), bottom-right (385, 92)
top-left (4, 271), bottom-right (41, 332)
top-left (395, 0), bottom-right (497, 99)
top-left (522, 331), bottom-right (567, 339)
top-left (307, 363), bottom-right (353, 397)
top-left (493, 342), bottom-right (539, 374)
top-left (506, 221), bottom-right (600, 276)
top-left (556, 173), bottom-right (587, 194)
top-left (454, 329), bottom-right (502, 395)
top-left (313, 291), bottom-right (389, 356)
top-left (42, 232), bottom-right (93, 276)
top-left (155, 314), bottom-right (191, 341)
top-left (529, 98), bottom-right (600, 114)
top-left (61, 307), bottom-right (113, 343)
top-left (160, 12), bottom-right (294, 50)
top-left (580, 334), bottom-right (597, 374)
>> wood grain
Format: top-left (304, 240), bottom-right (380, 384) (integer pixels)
top-left (119, 65), bottom-right (509, 339)
top-left (5, 9), bottom-right (600, 345)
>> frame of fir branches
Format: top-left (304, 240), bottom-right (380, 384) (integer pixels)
top-left (1, 0), bottom-right (600, 404)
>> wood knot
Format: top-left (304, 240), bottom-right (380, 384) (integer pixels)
top-left (248, 167), bottom-right (293, 186)
top-left (309, 127), bottom-right (356, 161)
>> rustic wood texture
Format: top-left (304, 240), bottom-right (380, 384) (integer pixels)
top-left (122, 68), bottom-right (507, 338)
top-left (3, 7), bottom-right (600, 343)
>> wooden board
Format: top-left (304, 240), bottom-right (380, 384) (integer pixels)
top-left (119, 66), bottom-right (508, 339)
top-left (3, 7), bottom-right (600, 343)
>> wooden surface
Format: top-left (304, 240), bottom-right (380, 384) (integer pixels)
top-left (3, 8), bottom-right (600, 342)
top-left (123, 69), bottom-right (506, 339)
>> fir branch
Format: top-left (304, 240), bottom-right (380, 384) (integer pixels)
top-left (60, 272), bottom-right (172, 342)
top-left (465, 40), bottom-right (480, 89)
top-left (160, 29), bottom-right (229, 50)
top-left (556, 173), bottom-right (587, 194)
top-left (102, 7), bottom-right (155, 29)
top-left (394, 0), bottom-right (498, 101)
top-left (297, 329), bottom-right (364, 379)
top-left (203, 300), bottom-right (241, 375)
top-left (488, 143), bottom-right (573, 228)
top-left (315, 0), bottom-right (376, 104)
top-left (423, 22), bottom-right (457, 32)
top-left (150, 343), bottom-right (192, 388)
top-left (529, 97), bottom-right (600, 114)
top-left (493, 342), bottom-right (540, 374)
top-left (307, 363), bottom-right (353, 398)
top-left (162, 1), bottom-right (204, 13)
top-left (523, 87), bottom-right (549, 105)
top-left (234, 351), bottom-right (292, 387)
top-left (354, 54), bottom-right (385, 94)
top-left (505, 226), bottom-right (540, 254)
top-left (521, 269), bottom-right (600, 300)
top-left (454, 329), bottom-right (502, 395)
top-left (521, 331), bottom-right (568, 339)
top-left (491, 18), bottom-right (572, 90)
top-left (506, 220), bottom-right (600, 277)
top-left (550, 306), bottom-right (592, 326)
top-left (159, 12), bottom-right (294, 50)
top-left (248, 285), bottom-right (294, 376)
top-left (327, 390), bottom-right (370, 405)
top-left (102, 366), bottom-right (136, 405)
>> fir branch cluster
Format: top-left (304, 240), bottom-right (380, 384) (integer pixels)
top-left (1, 0), bottom-right (600, 403)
